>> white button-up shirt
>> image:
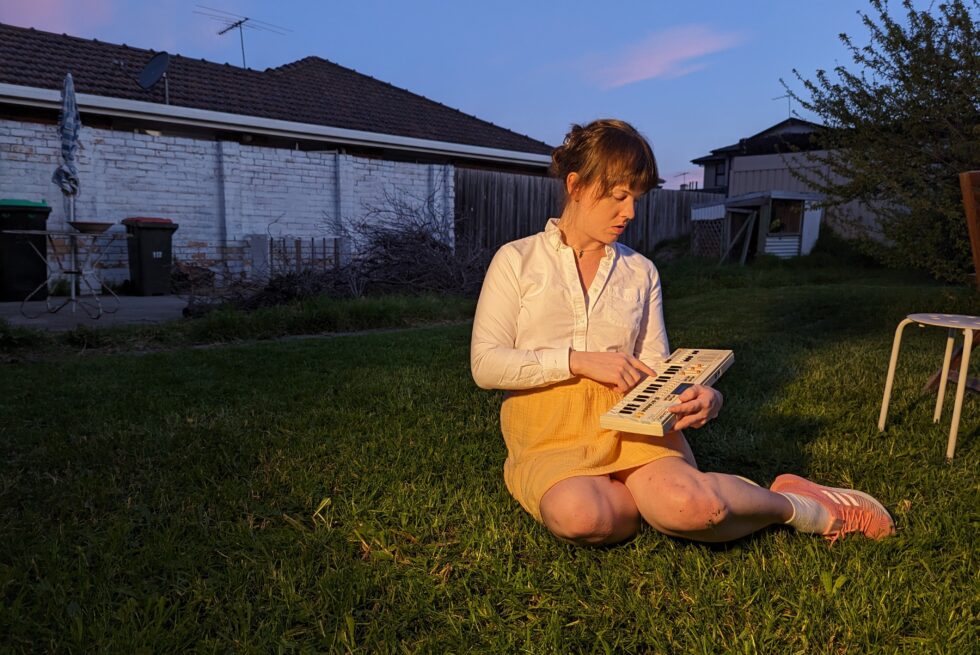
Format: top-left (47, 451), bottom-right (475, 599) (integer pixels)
top-left (471, 218), bottom-right (669, 390)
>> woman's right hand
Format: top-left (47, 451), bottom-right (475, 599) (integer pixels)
top-left (568, 350), bottom-right (657, 394)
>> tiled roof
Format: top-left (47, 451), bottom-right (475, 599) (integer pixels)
top-left (0, 22), bottom-right (553, 156)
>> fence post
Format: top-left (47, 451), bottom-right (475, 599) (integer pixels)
top-left (247, 234), bottom-right (270, 283)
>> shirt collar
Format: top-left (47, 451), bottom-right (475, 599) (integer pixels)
top-left (544, 217), bottom-right (618, 259)
top-left (545, 218), bottom-right (564, 250)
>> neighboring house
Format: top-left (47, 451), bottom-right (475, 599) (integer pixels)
top-left (690, 118), bottom-right (825, 196)
top-left (689, 118), bottom-right (830, 260)
top-left (0, 22), bottom-right (553, 285)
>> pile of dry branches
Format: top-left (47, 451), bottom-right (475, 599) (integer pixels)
top-left (345, 190), bottom-right (489, 296)
top-left (180, 187), bottom-right (490, 317)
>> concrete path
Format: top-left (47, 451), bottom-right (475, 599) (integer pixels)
top-left (0, 295), bottom-right (188, 331)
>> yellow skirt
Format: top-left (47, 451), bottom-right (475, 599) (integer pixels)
top-left (500, 376), bottom-right (688, 522)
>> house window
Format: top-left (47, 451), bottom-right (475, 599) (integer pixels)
top-left (714, 160), bottom-right (726, 187)
top-left (769, 200), bottom-right (804, 234)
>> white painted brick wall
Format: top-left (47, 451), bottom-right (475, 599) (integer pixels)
top-left (0, 118), bottom-right (455, 286)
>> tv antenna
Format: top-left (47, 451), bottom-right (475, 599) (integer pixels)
top-left (194, 5), bottom-right (291, 68)
top-left (137, 51), bottom-right (171, 104)
top-left (772, 93), bottom-right (793, 118)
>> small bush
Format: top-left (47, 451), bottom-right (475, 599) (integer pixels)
top-left (63, 325), bottom-right (113, 350)
top-left (0, 319), bottom-right (50, 352)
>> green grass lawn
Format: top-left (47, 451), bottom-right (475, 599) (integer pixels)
top-left (0, 293), bottom-right (477, 357)
top-left (1, 259), bottom-right (978, 652)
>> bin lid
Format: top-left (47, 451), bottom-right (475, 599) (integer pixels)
top-left (123, 216), bottom-right (173, 224)
top-left (0, 199), bottom-right (50, 208)
top-left (122, 217), bottom-right (178, 230)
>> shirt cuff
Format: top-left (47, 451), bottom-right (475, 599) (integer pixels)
top-left (541, 347), bottom-right (571, 382)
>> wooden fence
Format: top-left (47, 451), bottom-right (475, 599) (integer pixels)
top-left (454, 168), bottom-right (724, 253)
top-left (247, 234), bottom-right (344, 281)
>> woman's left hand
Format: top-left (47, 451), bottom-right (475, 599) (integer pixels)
top-left (667, 384), bottom-right (723, 430)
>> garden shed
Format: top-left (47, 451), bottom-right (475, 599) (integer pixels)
top-left (691, 190), bottom-right (824, 262)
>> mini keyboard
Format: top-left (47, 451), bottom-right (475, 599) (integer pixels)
top-left (599, 348), bottom-right (734, 436)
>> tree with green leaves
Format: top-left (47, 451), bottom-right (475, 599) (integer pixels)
top-left (786, 0), bottom-right (979, 282)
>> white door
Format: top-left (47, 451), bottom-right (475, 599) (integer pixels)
top-left (800, 202), bottom-right (823, 255)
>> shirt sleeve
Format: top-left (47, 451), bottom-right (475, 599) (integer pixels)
top-left (633, 264), bottom-right (670, 365)
top-left (470, 246), bottom-right (572, 390)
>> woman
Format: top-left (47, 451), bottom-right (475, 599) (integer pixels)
top-left (470, 119), bottom-right (895, 546)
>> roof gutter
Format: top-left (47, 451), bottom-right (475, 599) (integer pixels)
top-left (0, 82), bottom-right (552, 167)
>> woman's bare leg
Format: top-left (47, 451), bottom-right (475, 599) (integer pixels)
top-left (539, 475), bottom-right (641, 546)
top-left (614, 456), bottom-right (793, 543)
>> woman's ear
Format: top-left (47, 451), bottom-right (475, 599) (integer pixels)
top-left (565, 172), bottom-right (581, 202)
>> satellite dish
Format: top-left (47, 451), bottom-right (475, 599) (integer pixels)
top-left (137, 52), bottom-right (170, 89)
top-left (137, 52), bottom-right (171, 105)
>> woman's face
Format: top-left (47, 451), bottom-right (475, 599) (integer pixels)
top-left (569, 174), bottom-right (641, 245)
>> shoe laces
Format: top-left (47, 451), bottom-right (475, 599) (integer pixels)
top-left (824, 506), bottom-right (875, 545)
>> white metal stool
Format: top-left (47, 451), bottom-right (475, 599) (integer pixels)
top-left (879, 313), bottom-right (979, 459)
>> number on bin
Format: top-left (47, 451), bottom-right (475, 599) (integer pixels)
top-left (152, 251), bottom-right (163, 259)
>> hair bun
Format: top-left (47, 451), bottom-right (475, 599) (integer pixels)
top-left (549, 118), bottom-right (659, 206)
top-left (550, 123), bottom-right (586, 178)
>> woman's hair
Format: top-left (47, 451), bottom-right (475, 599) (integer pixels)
top-left (550, 119), bottom-right (659, 207)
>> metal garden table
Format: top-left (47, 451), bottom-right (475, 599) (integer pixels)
top-left (0, 228), bottom-right (124, 319)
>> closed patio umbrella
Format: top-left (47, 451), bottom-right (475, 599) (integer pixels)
top-left (51, 72), bottom-right (83, 308)
top-left (51, 72), bottom-right (81, 223)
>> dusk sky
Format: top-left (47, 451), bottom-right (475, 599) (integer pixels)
top-left (0, 1), bottom-right (925, 187)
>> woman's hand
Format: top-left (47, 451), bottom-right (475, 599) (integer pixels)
top-left (668, 384), bottom-right (723, 430)
top-left (568, 351), bottom-right (657, 393)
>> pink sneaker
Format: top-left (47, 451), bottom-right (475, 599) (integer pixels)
top-left (771, 474), bottom-right (896, 543)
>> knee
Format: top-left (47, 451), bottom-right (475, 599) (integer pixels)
top-left (649, 477), bottom-right (730, 535)
top-left (543, 497), bottom-right (620, 546)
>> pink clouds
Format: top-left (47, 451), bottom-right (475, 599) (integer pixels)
top-left (586, 25), bottom-right (745, 89)
top-left (0, 0), bottom-right (233, 66)
top-left (0, 0), bottom-right (115, 35)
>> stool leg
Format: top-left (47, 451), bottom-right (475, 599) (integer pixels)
top-left (879, 318), bottom-right (915, 431)
top-left (946, 329), bottom-right (973, 460)
top-left (933, 328), bottom-right (956, 422)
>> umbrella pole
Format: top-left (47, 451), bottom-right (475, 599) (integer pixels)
top-left (70, 196), bottom-right (76, 312)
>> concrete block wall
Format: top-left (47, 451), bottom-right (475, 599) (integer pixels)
top-left (0, 118), bottom-right (455, 287)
